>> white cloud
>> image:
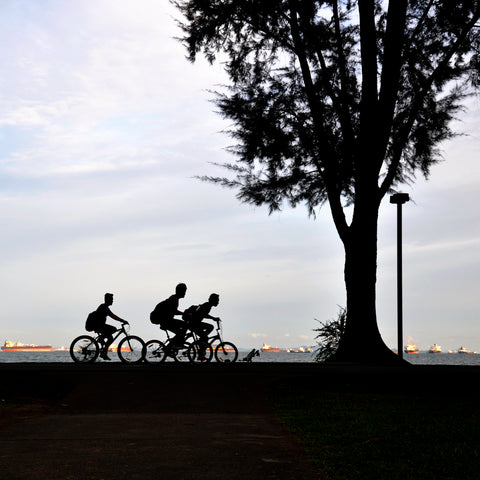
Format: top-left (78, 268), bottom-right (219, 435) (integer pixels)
top-left (249, 333), bottom-right (267, 339)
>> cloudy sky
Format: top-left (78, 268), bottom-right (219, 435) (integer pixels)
top-left (0, 1), bottom-right (479, 353)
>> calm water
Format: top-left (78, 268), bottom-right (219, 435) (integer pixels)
top-left (1, 351), bottom-right (480, 365)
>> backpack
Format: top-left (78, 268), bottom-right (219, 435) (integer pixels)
top-left (150, 299), bottom-right (169, 325)
top-left (182, 305), bottom-right (199, 323)
top-left (85, 310), bottom-right (101, 332)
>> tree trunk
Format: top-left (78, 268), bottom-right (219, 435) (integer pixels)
top-left (329, 195), bottom-right (406, 365)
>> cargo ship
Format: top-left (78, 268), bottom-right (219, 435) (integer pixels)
top-left (2, 340), bottom-right (53, 352)
top-left (404, 343), bottom-right (419, 354)
top-left (428, 344), bottom-right (442, 354)
top-left (457, 346), bottom-right (476, 354)
top-left (286, 346), bottom-right (314, 353)
top-left (261, 343), bottom-right (282, 353)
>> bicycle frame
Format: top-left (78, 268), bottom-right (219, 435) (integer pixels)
top-left (95, 323), bottom-right (129, 347)
top-left (206, 323), bottom-right (223, 345)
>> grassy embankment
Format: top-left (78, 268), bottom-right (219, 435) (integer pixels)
top-left (273, 389), bottom-right (480, 479)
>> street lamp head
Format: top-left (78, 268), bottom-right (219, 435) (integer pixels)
top-left (390, 192), bottom-right (410, 205)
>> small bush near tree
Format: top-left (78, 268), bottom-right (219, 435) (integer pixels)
top-left (314, 306), bottom-right (346, 362)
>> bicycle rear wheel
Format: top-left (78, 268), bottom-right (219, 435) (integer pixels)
top-left (144, 340), bottom-right (167, 363)
top-left (187, 340), bottom-right (213, 363)
top-left (214, 342), bottom-right (238, 363)
top-left (117, 335), bottom-right (146, 364)
top-left (70, 335), bottom-right (99, 363)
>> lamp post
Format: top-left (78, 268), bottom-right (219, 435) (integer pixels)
top-left (390, 192), bottom-right (410, 360)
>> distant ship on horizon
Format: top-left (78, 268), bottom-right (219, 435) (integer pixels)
top-left (404, 343), bottom-right (419, 354)
top-left (1, 340), bottom-right (53, 352)
top-left (261, 343), bottom-right (314, 353)
top-left (457, 346), bottom-right (477, 354)
top-left (261, 343), bottom-right (282, 353)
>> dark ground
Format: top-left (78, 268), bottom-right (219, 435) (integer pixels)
top-left (0, 362), bottom-right (479, 479)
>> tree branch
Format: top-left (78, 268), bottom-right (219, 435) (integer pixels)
top-left (377, 0), bottom-right (408, 166)
top-left (287, 0), bottom-right (349, 239)
top-left (330, 0), bottom-right (356, 162)
top-left (358, 0), bottom-right (378, 117)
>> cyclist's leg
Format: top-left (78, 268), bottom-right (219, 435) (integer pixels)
top-left (199, 322), bottom-right (214, 344)
top-left (158, 325), bottom-right (181, 360)
top-left (187, 338), bottom-right (214, 362)
top-left (193, 322), bottom-right (214, 359)
top-left (204, 322), bottom-right (214, 337)
top-left (173, 319), bottom-right (188, 347)
top-left (161, 331), bottom-right (175, 356)
top-left (98, 325), bottom-right (116, 359)
top-left (163, 318), bottom-right (186, 348)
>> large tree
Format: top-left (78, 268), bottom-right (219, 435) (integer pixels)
top-left (173, 0), bottom-right (480, 363)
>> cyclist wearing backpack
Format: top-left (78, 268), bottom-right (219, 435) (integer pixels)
top-left (188, 293), bottom-right (221, 359)
top-left (91, 293), bottom-right (128, 360)
top-left (150, 283), bottom-right (188, 350)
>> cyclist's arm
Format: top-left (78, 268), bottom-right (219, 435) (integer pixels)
top-left (108, 311), bottom-right (128, 324)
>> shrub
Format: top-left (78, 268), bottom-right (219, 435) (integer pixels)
top-left (314, 306), bottom-right (346, 362)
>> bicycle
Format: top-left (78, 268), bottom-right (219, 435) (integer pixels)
top-left (145, 320), bottom-right (238, 363)
top-left (70, 323), bottom-right (146, 364)
top-left (189, 320), bottom-right (238, 363)
top-left (144, 329), bottom-right (204, 363)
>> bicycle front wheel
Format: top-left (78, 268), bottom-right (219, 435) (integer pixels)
top-left (117, 335), bottom-right (146, 364)
top-left (215, 342), bottom-right (238, 363)
top-left (70, 335), bottom-right (99, 363)
top-left (144, 340), bottom-right (167, 363)
top-left (187, 340), bottom-right (213, 363)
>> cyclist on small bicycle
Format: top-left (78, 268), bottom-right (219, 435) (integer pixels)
top-left (187, 293), bottom-right (221, 359)
top-left (92, 293), bottom-right (128, 360)
top-left (150, 283), bottom-right (188, 352)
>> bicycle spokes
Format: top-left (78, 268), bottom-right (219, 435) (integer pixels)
top-left (214, 342), bottom-right (238, 363)
top-left (145, 340), bottom-right (166, 363)
top-left (70, 335), bottom-right (100, 363)
top-left (117, 335), bottom-right (145, 364)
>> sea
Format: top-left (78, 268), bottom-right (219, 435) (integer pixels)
top-left (1, 350), bottom-right (480, 365)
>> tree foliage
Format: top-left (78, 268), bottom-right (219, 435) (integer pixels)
top-left (174, 0), bottom-right (480, 222)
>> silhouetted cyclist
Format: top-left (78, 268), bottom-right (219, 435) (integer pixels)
top-left (93, 293), bottom-right (128, 360)
top-left (150, 283), bottom-right (188, 350)
top-left (188, 293), bottom-right (221, 359)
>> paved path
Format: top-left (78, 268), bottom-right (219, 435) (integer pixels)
top-left (1, 412), bottom-right (315, 479)
top-left (0, 363), bottom-right (320, 479)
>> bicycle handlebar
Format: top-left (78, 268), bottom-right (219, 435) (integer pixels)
top-left (119, 322), bottom-right (131, 334)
